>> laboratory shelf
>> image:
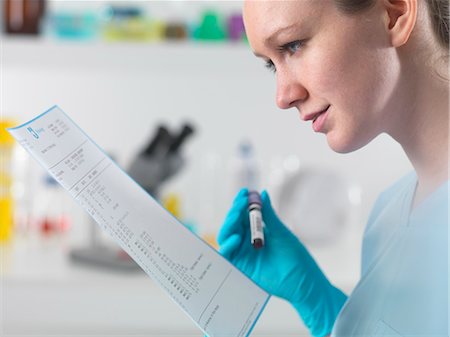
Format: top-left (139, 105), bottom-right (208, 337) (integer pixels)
top-left (1, 36), bottom-right (258, 74)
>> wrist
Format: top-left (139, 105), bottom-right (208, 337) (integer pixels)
top-left (290, 283), bottom-right (347, 337)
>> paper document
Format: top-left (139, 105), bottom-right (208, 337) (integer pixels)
top-left (8, 106), bottom-right (270, 337)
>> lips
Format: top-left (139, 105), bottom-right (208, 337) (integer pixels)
top-left (303, 105), bottom-right (330, 122)
top-left (312, 106), bottom-right (330, 132)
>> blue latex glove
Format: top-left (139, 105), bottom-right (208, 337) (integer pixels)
top-left (218, 188), bottom-right (347, 337)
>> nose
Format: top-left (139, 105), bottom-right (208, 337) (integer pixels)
top-left (275, 69), bottom-right (308, 110)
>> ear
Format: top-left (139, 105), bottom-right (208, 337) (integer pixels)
top-left (383, 0), bottom-right (417, 47)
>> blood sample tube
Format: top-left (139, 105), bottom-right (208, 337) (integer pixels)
top-left (248, 190), bottom-right (264, 249)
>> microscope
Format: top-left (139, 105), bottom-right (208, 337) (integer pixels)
top-left (70, 123), bottom-right (195, 271)
top-left (128, 123), bottom-right (195, 198)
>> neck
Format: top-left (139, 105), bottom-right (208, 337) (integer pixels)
top-left (389, 61), bottom-right (449, 201)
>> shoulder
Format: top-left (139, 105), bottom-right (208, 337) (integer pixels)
top-left (377, 172), bottom-right (415, 203)
top-left (360, 172), bottom-right (417, 275)
top-left (413, 179), bottom-right (449, 222)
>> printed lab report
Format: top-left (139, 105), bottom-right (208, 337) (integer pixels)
top-left (8, 106), bottom-right (270, 337)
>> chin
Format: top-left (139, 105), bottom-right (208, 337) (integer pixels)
top-left (326, 132), bottom-right (367, 154)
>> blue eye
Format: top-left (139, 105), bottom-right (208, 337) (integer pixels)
top-left (263, 39), bottom-right (306, 73)
top-left (278, 40), bottom-right (305, 54)
top-left (286, 41), bottom-right (302, 53)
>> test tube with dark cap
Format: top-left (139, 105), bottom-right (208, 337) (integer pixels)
top-left (248, 190), bottom-right (264, 249)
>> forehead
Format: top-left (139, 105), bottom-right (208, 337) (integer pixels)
top-left (243, 0), bottom-right (323, 20)
top-left (243, 0), bottom-right (329, 44)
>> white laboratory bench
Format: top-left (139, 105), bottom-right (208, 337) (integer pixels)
top-left (1, 232), bottom-right (358, 337)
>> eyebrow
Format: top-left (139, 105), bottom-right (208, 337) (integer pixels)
top-left (252, 23), bottom-right (302, 58)
top-left (269, 23), bottom-right (302, 44)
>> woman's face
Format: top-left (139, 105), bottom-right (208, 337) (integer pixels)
top-left (243, 0), bottom-right (402, 153)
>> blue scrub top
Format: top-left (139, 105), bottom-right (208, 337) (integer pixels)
top-left (332, 172), bottom-right (449, 337)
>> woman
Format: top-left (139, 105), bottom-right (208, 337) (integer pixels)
top-left (217, 1), bottom-right (449, 336)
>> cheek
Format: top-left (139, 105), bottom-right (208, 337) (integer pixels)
top-left (308, 45), bottom-right (400, 152)
top-left (310, 38), bottom-right (399, 118)
top-left (308, 42), bottom-right (377, 100)
top-left (307, 13), bottom-right (394, 103)
top-left (299, 13), bottom-right (402, 152)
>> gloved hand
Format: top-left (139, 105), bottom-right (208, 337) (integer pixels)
top-left (217, 188), bottom-right (347, 337)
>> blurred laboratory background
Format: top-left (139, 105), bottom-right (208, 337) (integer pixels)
top-left (0, 1), bottom-right (413, 336)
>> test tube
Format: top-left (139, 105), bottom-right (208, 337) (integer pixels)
top-left (248, 190), bottom-right (264, 249)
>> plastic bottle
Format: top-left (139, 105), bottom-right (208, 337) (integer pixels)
top-left (232, 140), bottom-right (259, 193)
top-left (227, 13), bottom-right (245, 41)
top-left (195, 10), bottom-right (226, 41)
top-left (0, 120), bottom-right (16, 242)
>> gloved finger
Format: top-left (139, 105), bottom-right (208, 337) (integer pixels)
top-left (219, 233), bottom-right (242, 260)
top-left (217, 189), bottom-right (249, 245)
top-left (261, 190), bottom-right (284, 230)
